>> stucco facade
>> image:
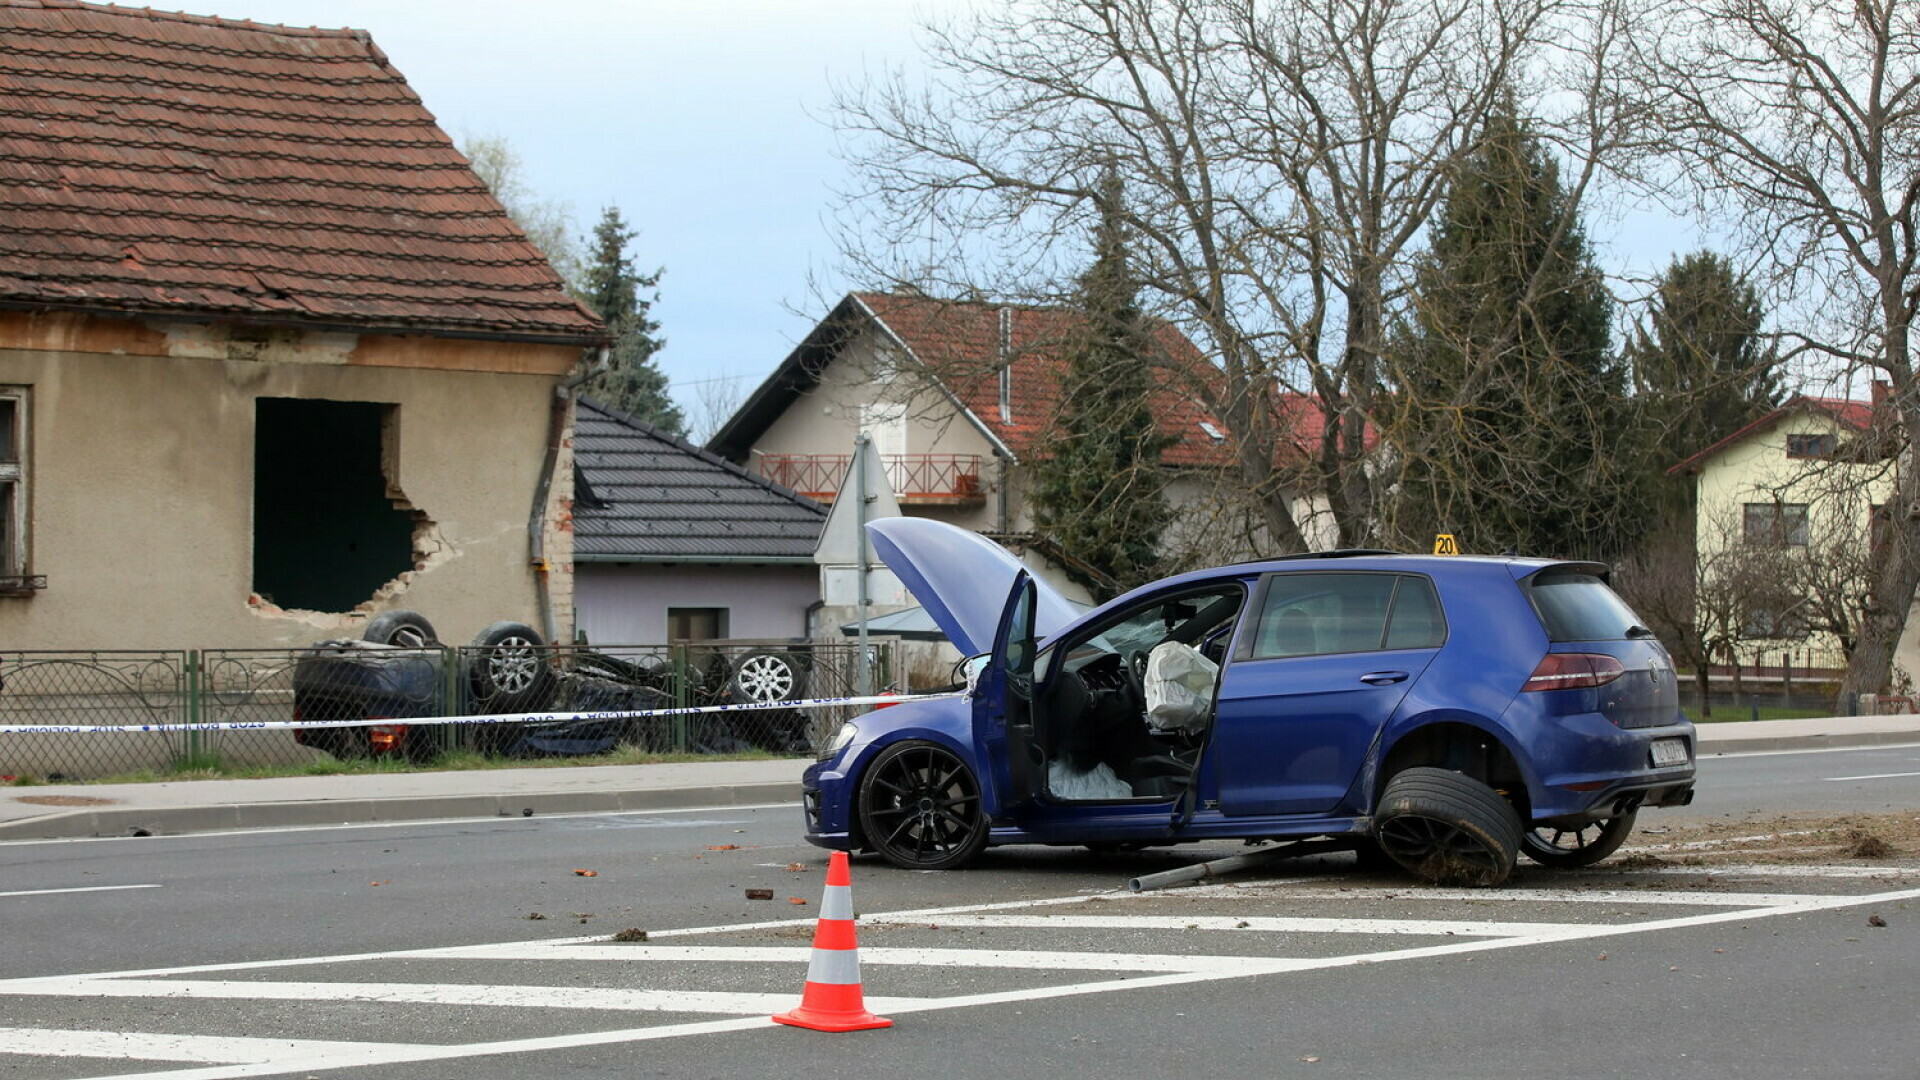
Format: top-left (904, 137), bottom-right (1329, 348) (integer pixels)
top-left (745, 321), bottom-right (1016, 535)
top-left (0, 310), bottom-right (577, 649)
top-left (575, 564), bottom-right (820, 646)
top-left (1680, 397), bottom-right (1918, 678)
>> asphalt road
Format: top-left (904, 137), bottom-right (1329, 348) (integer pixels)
top-left (3, 744), bottom-right (1918, 1080)
top-left (1685, 741), bottom-right (1920, 819)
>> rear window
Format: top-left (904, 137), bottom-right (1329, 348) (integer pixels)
top-left (1527, 570), bottom-right (1644, 641)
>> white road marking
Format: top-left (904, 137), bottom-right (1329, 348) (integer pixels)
top-left (867, 913), bottom-right (1597, 937)
top-left (0, 978), bottom-right (810, 1016)
top-left (1632, 864), bottom-right (1919, 879)
top-left (9, 875), bottom-right (1920, 1080)
top-left (1823, 770), bottom-right (1920, 781)
top-left (1152, 883), bottom-right (1833, 907)
top-left (426, 943), bottom-right (1267, 972)
top-left (0, 884), bottom-right (160, 899)
top-left (0, 1028), bottom-right (421, 1064)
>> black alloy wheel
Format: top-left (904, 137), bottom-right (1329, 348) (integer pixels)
top-left (1373, 766), bottom-right (1523, 887)
top-left (857, 741), bottom-right (990, 870)
top-left (1520, 811), bottom-right (1638, 868)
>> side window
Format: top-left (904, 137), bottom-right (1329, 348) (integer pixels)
top-left (1252, 573), bottom-right (1433, 659)
top-left (0, 388), bottom-right (34, 594)
top-left (1383, 577), bottom-right (1446, 649)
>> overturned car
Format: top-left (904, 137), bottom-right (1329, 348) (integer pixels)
top-left (290, 613), bottom-right (825, 760)
top-left (802, 519), bottom-right (1696, 885)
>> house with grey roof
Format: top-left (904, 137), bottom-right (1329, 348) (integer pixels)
top-left (572, 399), bottom-right (827, 646)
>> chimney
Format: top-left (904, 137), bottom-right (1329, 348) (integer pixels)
top-left (998, 306), bottom-right (1012, 424)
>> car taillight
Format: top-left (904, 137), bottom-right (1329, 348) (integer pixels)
top-left (1523, 653), bottom-right (1625, 692)
top-left (368, 721), bottom-right (408, 755)
top-left (291, 704), bottom-right (306, 745)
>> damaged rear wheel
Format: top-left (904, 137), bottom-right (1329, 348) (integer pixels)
top-left (1373, 767), bottom-right (1521, 887)
top-left (1520, 811), bottom-right (1637, 868)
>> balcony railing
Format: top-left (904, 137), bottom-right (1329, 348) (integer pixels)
top-left (756, 453), bottom-right (985, 504)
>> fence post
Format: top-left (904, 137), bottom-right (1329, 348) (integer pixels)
top-left (182, 650), bottom-right (201, 767)
top-left (671, 644), bottom-right (689, 754)
top-left (438, 644), bottom-right (459, 758)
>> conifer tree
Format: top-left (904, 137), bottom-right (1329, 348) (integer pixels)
top-left (1625, 251), bottom-right (1780, 515)
top-left (579, 206), bottom-right (682, 435)
top-left (1389, 100), bottom-right (1630, 559)
top-left (1029, 175), bottom-right (1172, 600)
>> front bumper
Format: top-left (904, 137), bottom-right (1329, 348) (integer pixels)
top-left (801, 759), bottom-right (856, 850)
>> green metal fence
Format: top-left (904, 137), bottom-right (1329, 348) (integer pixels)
top-left (0, 640), bottom-right (894, 781)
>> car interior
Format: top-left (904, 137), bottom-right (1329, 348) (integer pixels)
top-left (1035, 586), bottom-right (1244, 801)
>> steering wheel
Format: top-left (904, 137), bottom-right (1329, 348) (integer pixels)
top-left (1122, 649), bottom-right (1150, 710)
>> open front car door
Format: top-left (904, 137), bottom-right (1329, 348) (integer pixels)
top-left (975, 571), bottom-right (1040, 813)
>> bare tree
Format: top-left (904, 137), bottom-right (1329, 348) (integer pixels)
top-left (832, 0), bottom-right (1556, 552)
top-left (1620, 503), bottom-right (1843, 716)
top-left (1627, 0), bottom-right (1920, 701)
top-left (458, 132), bottom-right (584, 289)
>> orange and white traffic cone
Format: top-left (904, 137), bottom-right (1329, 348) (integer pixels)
top-left (772, 850), bottom-right (893, 1032)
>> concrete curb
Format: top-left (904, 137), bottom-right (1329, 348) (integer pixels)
top-left (1698, 729), bottom-right (1920, 756)
top-left (0, 781), bottom-right (801, 842)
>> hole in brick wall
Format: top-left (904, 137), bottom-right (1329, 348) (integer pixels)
top-left (252, 397), bottom-right (424, 612)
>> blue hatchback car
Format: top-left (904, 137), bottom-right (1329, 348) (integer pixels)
top-left (802, 519), bottom-right (1696, 886)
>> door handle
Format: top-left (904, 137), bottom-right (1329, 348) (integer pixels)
top-left (1359, 671), bottom-right (1409, 685)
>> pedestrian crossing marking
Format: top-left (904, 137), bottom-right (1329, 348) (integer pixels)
top-left (6, 874), bottom-right (1918, 1079)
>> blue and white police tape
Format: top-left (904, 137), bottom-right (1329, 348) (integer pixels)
top-left (0, 692), bottom-right (941, 735)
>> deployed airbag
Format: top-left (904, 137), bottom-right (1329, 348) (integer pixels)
top-left (1144, 641), bottom-right (1218, 735)
top-left (1047, 759), bottom-right (1133, 800)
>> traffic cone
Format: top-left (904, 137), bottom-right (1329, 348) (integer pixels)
top-left (772, 850), bottom-right (893, 1032)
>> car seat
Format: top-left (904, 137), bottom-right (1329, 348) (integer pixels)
top-left (1263, 606), bottom-right (1318, 657)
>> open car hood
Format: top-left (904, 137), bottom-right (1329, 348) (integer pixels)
top-left (864, 518), bottom-right (1079, 655)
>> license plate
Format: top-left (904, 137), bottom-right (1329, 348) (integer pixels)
top-left (1650, 738), bottom-right (1690, 767)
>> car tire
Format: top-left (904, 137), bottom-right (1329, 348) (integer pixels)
top-left (468, 622), bottom-right (557, 715)
top-left (728, 650), bottom-right (810, 704)
top-left (857, 740), bottom-right (990, 871)
top-left (362, 610), bottom-right (438, 648)
top-left (1520, 811), bottom-right (1638, 868)
top-left (1373, 767), bottom-right (1522, 887)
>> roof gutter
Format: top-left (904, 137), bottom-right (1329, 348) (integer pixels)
top-left (530, 348), bottom-right (609, 642)
top-left (0, 299), bottom-right (608, 349)
top-left (572, 553), bottom-right (819, 565)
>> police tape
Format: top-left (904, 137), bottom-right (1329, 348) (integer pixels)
top-left (0, 692), bottom-right (945, 735)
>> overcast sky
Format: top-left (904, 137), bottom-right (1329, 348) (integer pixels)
top-left (186, 2), bottom-right (1847, 422)
top-left (220, 0), bottom-right (954, 433)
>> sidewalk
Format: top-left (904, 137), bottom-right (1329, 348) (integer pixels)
top-left (2, 716), bottom-right (1917, 842)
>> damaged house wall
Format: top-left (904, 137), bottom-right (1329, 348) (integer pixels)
top-left (0, 312), bottom-right (578, 649)
top-left (0, 2), bottom-right (607, 653)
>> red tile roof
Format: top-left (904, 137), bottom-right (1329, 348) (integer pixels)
top-left (1666, 395), bottom-right (1878, 475)
top-left (856, 292), bottom-right (1240, 467)
top-left (0, 0), bottom-right (602, 343)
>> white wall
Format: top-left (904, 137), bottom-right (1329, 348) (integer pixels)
top-left (574, 563), bottom-right (820, 645)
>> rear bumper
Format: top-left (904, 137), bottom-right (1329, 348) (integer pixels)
top-left (1537, 774), bottom-right (1694, 827)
